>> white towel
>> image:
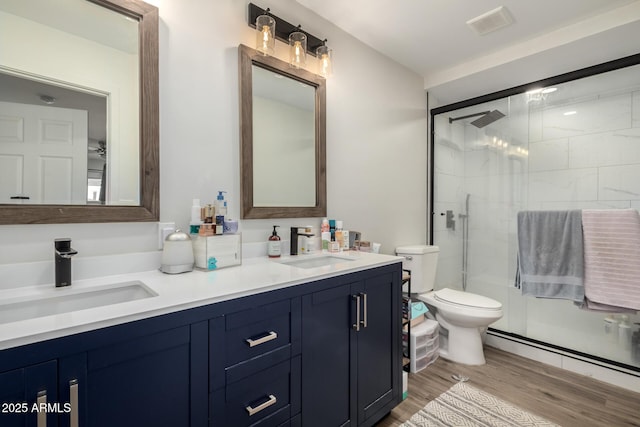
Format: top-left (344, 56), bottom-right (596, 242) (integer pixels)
top-left (582, 209), bottom-right (640, 311)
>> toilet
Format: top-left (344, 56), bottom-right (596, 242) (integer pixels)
top-left (395, 245), bottom-right (503, 366)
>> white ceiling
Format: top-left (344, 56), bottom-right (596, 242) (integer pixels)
top-left (295, 0), bottom-right (640, 103)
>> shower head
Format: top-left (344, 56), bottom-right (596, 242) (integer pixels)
top-left (470, 110), bottom-right (505, 128)
top-left (448, 109), bottom-right (505, 128)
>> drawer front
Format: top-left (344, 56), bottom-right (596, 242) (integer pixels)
top-left (211, 358), bottom-right (300, 427)
top-left (225, 299), bottom-right (291, 366)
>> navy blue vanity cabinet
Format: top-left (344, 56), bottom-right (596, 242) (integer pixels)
top-left (0, 315), bottom-right (209, 427)
top-left (0, 262), bottom-right (401, 427)
top-left (61, 323), bottom-right (208, 427)
top-left (301, 266), bottom-right (402, 427)
top-left (209, 297), bottom-right (302, 426)
top-left (0, 360), bottom-right (58, 427)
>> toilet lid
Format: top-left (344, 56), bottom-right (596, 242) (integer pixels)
top-left (434, 288), bottom-right (502, 310)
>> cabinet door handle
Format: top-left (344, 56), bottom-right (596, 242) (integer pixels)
top-left (246, 394), bottom-right (277, 416)
top-left (36, 390), bottom-right (47, 427)
top-left (360, 292), bottom-right (368, 328)
top-left (352, 294), bottom-right (361, 331)
top-left (245, 331), bottom-right (277, 347)
top-left (70, 379), bottom-right (79, 427)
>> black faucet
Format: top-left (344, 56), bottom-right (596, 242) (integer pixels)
top-left (54, 238), bottom-right (78, 287)
top-left (290, 227), bottom-right (301, 255)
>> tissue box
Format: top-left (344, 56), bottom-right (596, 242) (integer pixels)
top-left (411, 301), bottom-right (428, 318)
top-left (193, 234), bottom-right (241, 270)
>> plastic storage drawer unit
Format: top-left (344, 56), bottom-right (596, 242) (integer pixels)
top-left (407, 319), bottom-right (439, 373)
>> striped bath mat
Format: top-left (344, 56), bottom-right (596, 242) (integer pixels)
top-left (400, 382), bottom-right (559, 427)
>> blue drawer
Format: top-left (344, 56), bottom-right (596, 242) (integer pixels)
top-left (211, 356), bottom-right (300, 427)
top-left (224, 299), bottom-right (291, 366)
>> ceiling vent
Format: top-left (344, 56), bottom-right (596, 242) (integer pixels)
top-left (466, 6), bottom-right (514, 36)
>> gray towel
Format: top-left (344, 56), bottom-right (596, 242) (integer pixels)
top-left (515, 210), bottom-right (584, 302)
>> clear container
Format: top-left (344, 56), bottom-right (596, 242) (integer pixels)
top-left (618, 319), bottom-right (631, 351)
top-left (604, 316), bottom-right (619, 344)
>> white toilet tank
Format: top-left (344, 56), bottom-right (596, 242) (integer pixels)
top-left (395, 245), bottom-right (439, 294)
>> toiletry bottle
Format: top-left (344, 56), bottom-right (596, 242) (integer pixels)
top-left (190, 198), bottom-right (202, 235)
top-left (321, 218), bottom-right (331, 251)
top-left (329, 219), bottom-right (336, 241)
top-left (299, 227), bottom-right (313, 254)
top-left (335, 221), bottom-right (344, 251)
top-left (342, 229), bottom-right (350, 250)
top-left (307, 235), bottom-right (317, 254)
top-left (203, 204), bottom-right (215, 224)
top-left (321, 231), bottom-right (331, 251)
top-left (619, 315), bottom-right (632, 351)
top-left (604, 316), bottom-right (619, 344)
top-left (268, 225), bottom-right (281, 258)
top-left (215, 191), bottom-right (227, 226)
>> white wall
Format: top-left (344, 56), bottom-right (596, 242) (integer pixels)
top-left (159, 0), bottom-right (428, 254)
top-left (0, 0), bottom-right (428, 280)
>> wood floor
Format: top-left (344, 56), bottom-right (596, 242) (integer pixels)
top-left (376, 346), bottom-right (640, 427)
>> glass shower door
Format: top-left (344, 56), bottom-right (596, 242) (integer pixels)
top-left (431, 61), bottom-right (640, 369)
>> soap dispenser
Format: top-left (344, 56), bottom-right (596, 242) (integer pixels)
top-left (268, 225), bottom-right (281, 258)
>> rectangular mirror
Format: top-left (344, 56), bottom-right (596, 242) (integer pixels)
top-left (0, 0), bottom-right (158, 224)
top-left (239, 44), bottom-right (326, 219)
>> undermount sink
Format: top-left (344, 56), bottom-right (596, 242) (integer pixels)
top-left (278, 254), bottom-right (355, 269)
top-left (0, 281), bottom-right (158, 325)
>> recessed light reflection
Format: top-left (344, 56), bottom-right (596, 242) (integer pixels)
top-left (563, 111), bottom-right (577, 116)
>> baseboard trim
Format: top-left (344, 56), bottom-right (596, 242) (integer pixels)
top-left (486, 330), bottom-right (640, 393)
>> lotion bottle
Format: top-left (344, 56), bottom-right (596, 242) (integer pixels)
top-left (268, 225), bottom-right (281, 258)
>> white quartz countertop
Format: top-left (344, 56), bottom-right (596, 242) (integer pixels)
top-left (0, 251), bottom-right (402, 350)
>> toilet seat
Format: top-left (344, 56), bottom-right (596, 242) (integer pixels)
top-left (434, 288), bottom-right (502, 311)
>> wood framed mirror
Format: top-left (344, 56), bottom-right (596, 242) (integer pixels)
top-left (239, 44), bottom-right (326, 219)
top-left (0, 0), bottom-right (158, 224)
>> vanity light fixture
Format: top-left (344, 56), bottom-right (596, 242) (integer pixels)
top-left (316, 40), bottom-right (333, 78)
top-left (289, 27), bottom-right (307, 68)
top-left (255, 9), bottom-right (275, 56)
top-left (248, 3), bottom-right (332, 76)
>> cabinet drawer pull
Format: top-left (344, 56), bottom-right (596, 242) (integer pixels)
top-left (37, 390), bottom-right (47, 427)
top-left (70, 379), bottom-right (79, 427)
top-left (352, 294), bottom-right (361, 331)
top-left (360, 292), bottom-right (368, 328)
top-left (246, 394), bottom-right (277, 416)
top-left (245, 331), bottom-right (278, 347)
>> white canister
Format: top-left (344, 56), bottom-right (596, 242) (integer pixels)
top-left (161, 230), bottom-right (194, 274)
